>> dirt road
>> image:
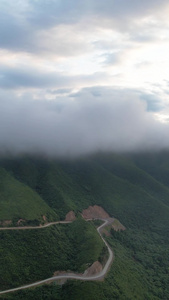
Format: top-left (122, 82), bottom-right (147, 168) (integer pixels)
top-left (0, 219), bottom-right (114, 295)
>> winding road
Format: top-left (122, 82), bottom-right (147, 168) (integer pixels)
top-left (0, 219), bottom-right (114, 295)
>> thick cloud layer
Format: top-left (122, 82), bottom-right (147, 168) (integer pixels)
top-left (0, 1), bottom-right (169, 156)
top-left (0, 88), bottom-right (169, 157)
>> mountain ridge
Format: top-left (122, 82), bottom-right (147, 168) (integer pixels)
top-left (1, 152), bottom-right (169, 299)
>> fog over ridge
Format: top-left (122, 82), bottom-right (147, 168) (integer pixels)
top-left (1, 0), bottom-right (169, 157)
top-left (0, 88), bottom-right (169, 157)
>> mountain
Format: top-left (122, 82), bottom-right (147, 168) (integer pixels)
top-left (0, 166), bottom-right (57, 225)
top-left (2, 153), bottom-right (169, 228)
top-left (1, 152), bottom-right (169, 299)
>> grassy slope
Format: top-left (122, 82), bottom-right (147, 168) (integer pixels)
top-left (0, 167), bottom-right (57, 222)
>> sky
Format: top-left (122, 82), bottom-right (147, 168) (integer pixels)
top-left (0, 0), bottom-right (169, 157)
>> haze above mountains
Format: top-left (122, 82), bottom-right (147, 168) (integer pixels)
top-left (1, 1), bottom-right (169, 299)
top-left (1, 151), bottom-right (169, 227)
top-left (1, 88), bottom-right (169, 157)
top-left (1, 0), bottom-right (169, 157)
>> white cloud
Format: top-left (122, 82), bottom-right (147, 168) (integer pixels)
top-left (0, 0), bottom-right (169, 155)
top-left (0, 88), bottom-right (169, 157)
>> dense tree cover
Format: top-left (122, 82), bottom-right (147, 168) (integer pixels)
top-left (0, 167), bottom-right (57, 223)
top-left (1, 152), bottom-right (169, 299)
top-left (2, 154), bottom-right (169, 228)
top-left (2, 227), bottom-right (169, 300)
top-left (108, 229), bottom-right (169, 299)
top-left (0, 219), bottom-right (105, 291)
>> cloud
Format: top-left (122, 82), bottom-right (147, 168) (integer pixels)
top-left (0, 65), bottom-right (67, 89)
top-left (0, 0), bottom-right (168, 54)
top-left (0, 87), bottom-right (169, 157)
top-left (48, 88), bottom-right (73, 95)
top-left (0, 64), bottom-right (108, 89)
top-left (102, 52), bottom-right (123, 66)
top-left (140, 93), bottom-right (164, 112)
top-left (0, 1), bottom-right (32, 51)
top-left (0, 0), bottom-right (169, 158)
top-left (29, 0), bottom-right (169, 28)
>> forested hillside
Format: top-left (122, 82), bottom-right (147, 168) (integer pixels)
top-left (0, 219), bottom-right (105, 291)
top-left (0, 167), bottom-right (57, 224)
top-left (1, 152), bottom-right (169, 299)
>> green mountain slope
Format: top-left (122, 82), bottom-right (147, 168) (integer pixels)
top-left (131, 151), bottom-right (169, 188)
top-left (92, 152), bottom-right (169, 206)
top-left (0, 219), bottom-right (105, 291)
top-left (0, 167), bottom-right (57, 223)
top-left (2, 154), bottom-right (169, 229)
top-left (1, 153), bottom-right (169, 299)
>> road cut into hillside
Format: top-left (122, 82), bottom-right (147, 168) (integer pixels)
top-left (0, 218), bottom-right (114, 295)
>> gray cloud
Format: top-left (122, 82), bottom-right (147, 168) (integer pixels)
top-left (0, 1), bottom-right (169, 158)
top-left (29, 0), bottom-right (169, 27)
top-left (140, 93), bottom-right (164, 112)
top-left (0, 0), bottom-right (168, 53)
top-left (0, 65), bottom-right (66, 89)
top-left (102, 52), bottom-right (122, 66)
top-left (48, 88), bottom-right (73, 95)
top-left (0, 1), bottom-right (32, 51)
top-left (0, 87), bottom-right (169, 157)
top-left (0, 65), bottom-right (108, 89)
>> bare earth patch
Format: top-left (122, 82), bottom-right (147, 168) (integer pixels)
top-left (111, 218), bottom-right (126, 231)
top-left (52, 261), bottom-right (103, 285)
top-left (82, 205), bottom-right (110, 219)
top-left (83, 261), bottom-right (103, 276)
top-left (52, 271), bottom-right (70, 285)
top-left (65, 211), bottom-right (76, 221)
top-left (42, 215), bottom-right (47, 222)
top-left (0, 220), bottom-right (12, 227)
top-left (102, 228), bottom-right (111, 236)
top-left (17, 219), bottom-right (26, 226)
